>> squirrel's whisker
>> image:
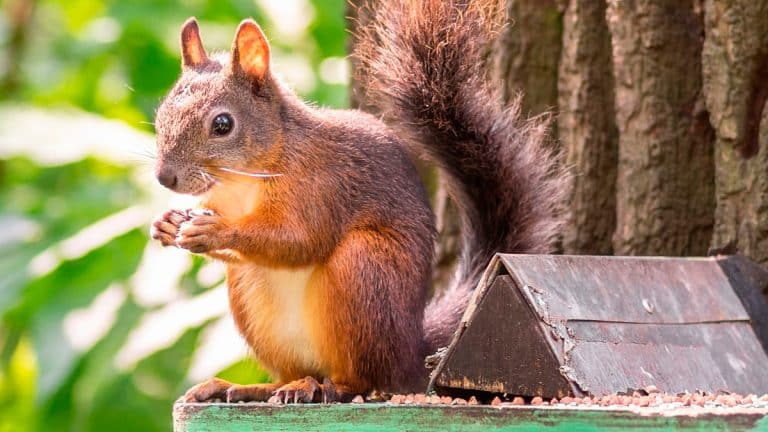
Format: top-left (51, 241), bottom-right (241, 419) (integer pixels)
top-left (215, 166), bottom-right (283, 178)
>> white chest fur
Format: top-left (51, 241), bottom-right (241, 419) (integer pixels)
top-left (230, 263), bottom-right (323, 374)
top-left (262, 265), bottom-right (317, 348)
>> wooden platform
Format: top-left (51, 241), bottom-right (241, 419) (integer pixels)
top-left (173, 402), bottom-right (768, 431)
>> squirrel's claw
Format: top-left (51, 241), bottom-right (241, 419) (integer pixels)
top-left (321, 377), bottom-right (338, 403)
top-left (175, 213), bottom-right (228, 253)
top-left (182, 377), bottom-right (233, 403)
top-left (151, 209), bottom-right (190, 247)
top-left (274, 376), bottom-right (321, 404)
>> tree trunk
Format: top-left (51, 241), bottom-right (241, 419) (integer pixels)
top-left (493, 0), bottom-right (563, 117)
top-left (348, 0), bottom-right (768, 269)
top-left (703, 0), bottom-right (768, 264)
top-left (558, 0), bottom-right (618, 254)
top-left (606, 0), bottom-right (715, 256)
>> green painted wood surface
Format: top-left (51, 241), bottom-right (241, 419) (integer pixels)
top-left (173, 403), bottom-right (768, 432)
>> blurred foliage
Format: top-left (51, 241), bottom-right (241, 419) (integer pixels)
top-left (0, 0), bottom-right (349, 431)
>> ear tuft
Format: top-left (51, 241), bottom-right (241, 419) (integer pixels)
top-left (231, 19), bottom-right (271, 82)
top-left (180, 17), bottom-right (208, 69)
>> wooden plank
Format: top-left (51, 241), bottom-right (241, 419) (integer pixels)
top-left (173, 403), bottom-right (768, 432)
top-left (566, 321), bottom-right (768, 395)
top-left (435, 276), bottom-right (573, 397)
top-left (498, 255), bottom-right (748, 323)
top-left (716, 255), bottom-right (768, 354)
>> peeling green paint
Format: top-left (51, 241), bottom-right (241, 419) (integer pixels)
top-left (173, 403), bottom-right (768, 432)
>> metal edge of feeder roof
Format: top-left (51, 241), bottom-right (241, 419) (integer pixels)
top-left (426, 254), bottom-right (507, 394)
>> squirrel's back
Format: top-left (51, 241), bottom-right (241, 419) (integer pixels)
top-left (354, 0), bottom-right (567, 350)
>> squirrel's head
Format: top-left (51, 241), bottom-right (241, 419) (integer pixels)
top-left (154, 18), bottom-right (283, 195)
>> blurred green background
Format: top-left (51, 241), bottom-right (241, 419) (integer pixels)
top-left (0, 0), bottom-right (349, 430)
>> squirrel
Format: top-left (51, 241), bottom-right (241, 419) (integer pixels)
top-left (150, 0), bottom-right (564, 403)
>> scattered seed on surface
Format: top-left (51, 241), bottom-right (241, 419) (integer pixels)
top-left (351, 395), bottom-right (365, 404)
top-left (376, 391), bottom-right (768, 409)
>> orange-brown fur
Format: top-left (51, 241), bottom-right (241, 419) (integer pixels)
top-left (151, 0), bottom-right (566, 402)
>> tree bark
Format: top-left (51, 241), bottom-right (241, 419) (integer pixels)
top-left (558, 0), bottom-right (618, 254)
top-left (493, 0), bottom-right (563, 117)
top-left (606, 0), bottom-right (715, 256)
top-left (703, 0), bottom-right (768, 264)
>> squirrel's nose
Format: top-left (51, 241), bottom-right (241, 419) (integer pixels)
top-left (156, 167), bottom-right (178, 189)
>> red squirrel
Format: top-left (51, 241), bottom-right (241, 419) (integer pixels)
top-left (150, 0), bottom-right (564, 403)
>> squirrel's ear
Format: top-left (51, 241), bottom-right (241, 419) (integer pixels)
top-left (231, 19), bottom-right (270, 83)
top-left (180, 17), bottom-right (208, 69)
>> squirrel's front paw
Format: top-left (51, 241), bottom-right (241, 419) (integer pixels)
top-left (176, 212), bottom-right (229, 254)
top-left (150, 209), bottom-right (189, 246)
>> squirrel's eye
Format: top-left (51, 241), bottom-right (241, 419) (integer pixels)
top-left (211, 113), bottom-right (233, 136)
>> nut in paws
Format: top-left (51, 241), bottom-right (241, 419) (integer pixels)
top-left (175, 213), bottom-right (229, 253)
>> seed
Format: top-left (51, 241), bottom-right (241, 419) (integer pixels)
top-left (267, 395), bottom-right (282, 404)
top-left (367, 391), bottom-right (386, 402)
top-left (428, 395), bottom-right (442, 405)
top-left (389, 394), bottom-right (404, 404)
top-left (468, 396), bottom-right (479, 405)
top-left (512, 397), bottom-right (525, 405)
top-left (351, 395), bottom-right (365, 404)
top-left (413, 394), bottom-right (427, 404)
top-left (441, 396), bottom-right (453, 404)
top-left (531, 396), bottom-right (543, 406)
top-left (452, 398), bottom-right (468, 405)
top-left (491, 397), bottom-right (502, 406)
top-left (560, 396), bottom-right (574, 404)
top-left (550, 398), bottom-right (558, 405)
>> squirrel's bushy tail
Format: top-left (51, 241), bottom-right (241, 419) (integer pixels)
top-left (354, 0), bottom-right (566, 352)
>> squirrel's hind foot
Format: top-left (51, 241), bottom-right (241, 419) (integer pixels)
top-left (272, 377), bottom-right (356, 404)
top-left (182, 377), bottom-right (278, 403)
